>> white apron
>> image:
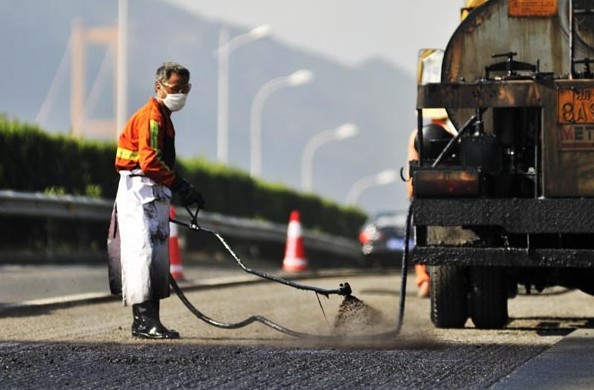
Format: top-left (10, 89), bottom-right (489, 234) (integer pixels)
top-left (115, 170), bottom-right (172, 306)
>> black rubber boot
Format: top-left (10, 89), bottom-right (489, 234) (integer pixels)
top-left (131, 300), bottom-right (180, 339)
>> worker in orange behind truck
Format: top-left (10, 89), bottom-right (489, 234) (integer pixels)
top-left (406, 108), bottom-right (456, 298)
top-left (406, 0), bottom-right (488, 298)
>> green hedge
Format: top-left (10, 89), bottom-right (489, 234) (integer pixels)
top-left (0, 118), bottom-right (118, 197)
top-left (0, 117), bottom-right (367, 237)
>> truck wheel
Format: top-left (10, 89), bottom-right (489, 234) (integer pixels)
top-left (470, 267), bottom-right (508, 329)
top-left (430, 265), bottom-right (469, 328)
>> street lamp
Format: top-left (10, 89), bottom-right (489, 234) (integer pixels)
top-left (345, 169), bottom-right (399, 205)
top-left (250, 69), bottom-right (314, 177)
top-left (301, 123), bottom-right (359, 192)
top-left (116, 0), bottom-right (128, 138)
top-left (216, 24), bottom-right (271, 164)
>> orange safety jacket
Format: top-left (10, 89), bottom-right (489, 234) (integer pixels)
top-left (115, 97), bottom-right (178, 187)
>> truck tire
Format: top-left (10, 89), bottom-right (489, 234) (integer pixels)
top-left (430, 265), bottom-right (468, 328)
top-left (469, 267), bottom-right (508, 329)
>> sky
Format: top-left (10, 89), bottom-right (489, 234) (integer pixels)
top-left (167, 0), bottom-right (463, 75)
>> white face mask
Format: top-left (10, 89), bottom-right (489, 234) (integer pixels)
top-left (162, 93), bottom-right (188, 112)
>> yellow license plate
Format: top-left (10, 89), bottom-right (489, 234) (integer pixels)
top-left (558, 87), bottom-right (594, 125)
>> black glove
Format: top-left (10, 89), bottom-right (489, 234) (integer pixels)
top-left (171, 177), bottom-right (205, 208)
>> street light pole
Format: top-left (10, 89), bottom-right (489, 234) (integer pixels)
top-left (345, 169), bottom-right (398, 205)
top-left (216, 24), bottom-right (271, 164)
top-left (250, 69), bottom-right (313, 177)
top-left (116, 0), bottom-right (128, 138)
top-left (301, 123), bottom-right (359, 192)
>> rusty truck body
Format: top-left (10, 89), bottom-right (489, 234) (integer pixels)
top-left (411, 0), bottom-right (594, 328)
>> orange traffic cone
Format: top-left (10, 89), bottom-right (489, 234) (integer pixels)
top-left (282, 210), bottom-right (308, 272)
top-left (169, 206), bottom-right (185, 280)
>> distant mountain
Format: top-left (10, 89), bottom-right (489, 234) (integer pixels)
top-left (0, 0), bottom-right (416, 214)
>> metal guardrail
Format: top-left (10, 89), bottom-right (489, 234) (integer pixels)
top-left (0, 190), bottom-right (361, 259)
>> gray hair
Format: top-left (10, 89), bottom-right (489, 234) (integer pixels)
top-left (155, 62), bottom-right (190, 83)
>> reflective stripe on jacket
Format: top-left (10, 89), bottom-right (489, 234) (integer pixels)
top-left (115, 97), bottom-right (177, 187)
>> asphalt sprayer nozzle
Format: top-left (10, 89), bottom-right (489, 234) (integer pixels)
top-left (338, 282), bottom-right (352, 297)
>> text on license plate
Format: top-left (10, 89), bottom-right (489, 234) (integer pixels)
top-left (558, 86), bottom-right (594, 125)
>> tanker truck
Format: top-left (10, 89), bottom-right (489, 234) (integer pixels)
top-left (410, 0), bottom-right (594, 329)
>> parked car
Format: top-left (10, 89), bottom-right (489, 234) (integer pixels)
top-left (358, 210), bottom-right (412, 267)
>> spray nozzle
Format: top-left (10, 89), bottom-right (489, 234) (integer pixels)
top-left (338, 282), bottom-right (352, 297)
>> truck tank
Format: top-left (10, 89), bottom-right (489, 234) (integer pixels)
top-left (412, 0), bottom-right (594, 329)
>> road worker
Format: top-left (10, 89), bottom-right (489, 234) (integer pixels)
top-left (111, 62), bottom-right (204, 339)
top-left (406, 108), bottom-right (456, 298)
top-left (406, 0), bottom-right (488, 298)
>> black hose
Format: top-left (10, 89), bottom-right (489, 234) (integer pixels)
top-left (394, 202), bottom-right (412, 334)
top-left (170, 219), bottom-right (350, 298)
top-left (169, 275), bottom-right (315, 338)
top-left (169, 204), bottom-right (414, 339)
top-left (171, 272), bottom-right (400, 340)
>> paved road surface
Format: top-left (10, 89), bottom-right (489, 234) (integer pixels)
top-left (2, 268), bottom-right (594, 389)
